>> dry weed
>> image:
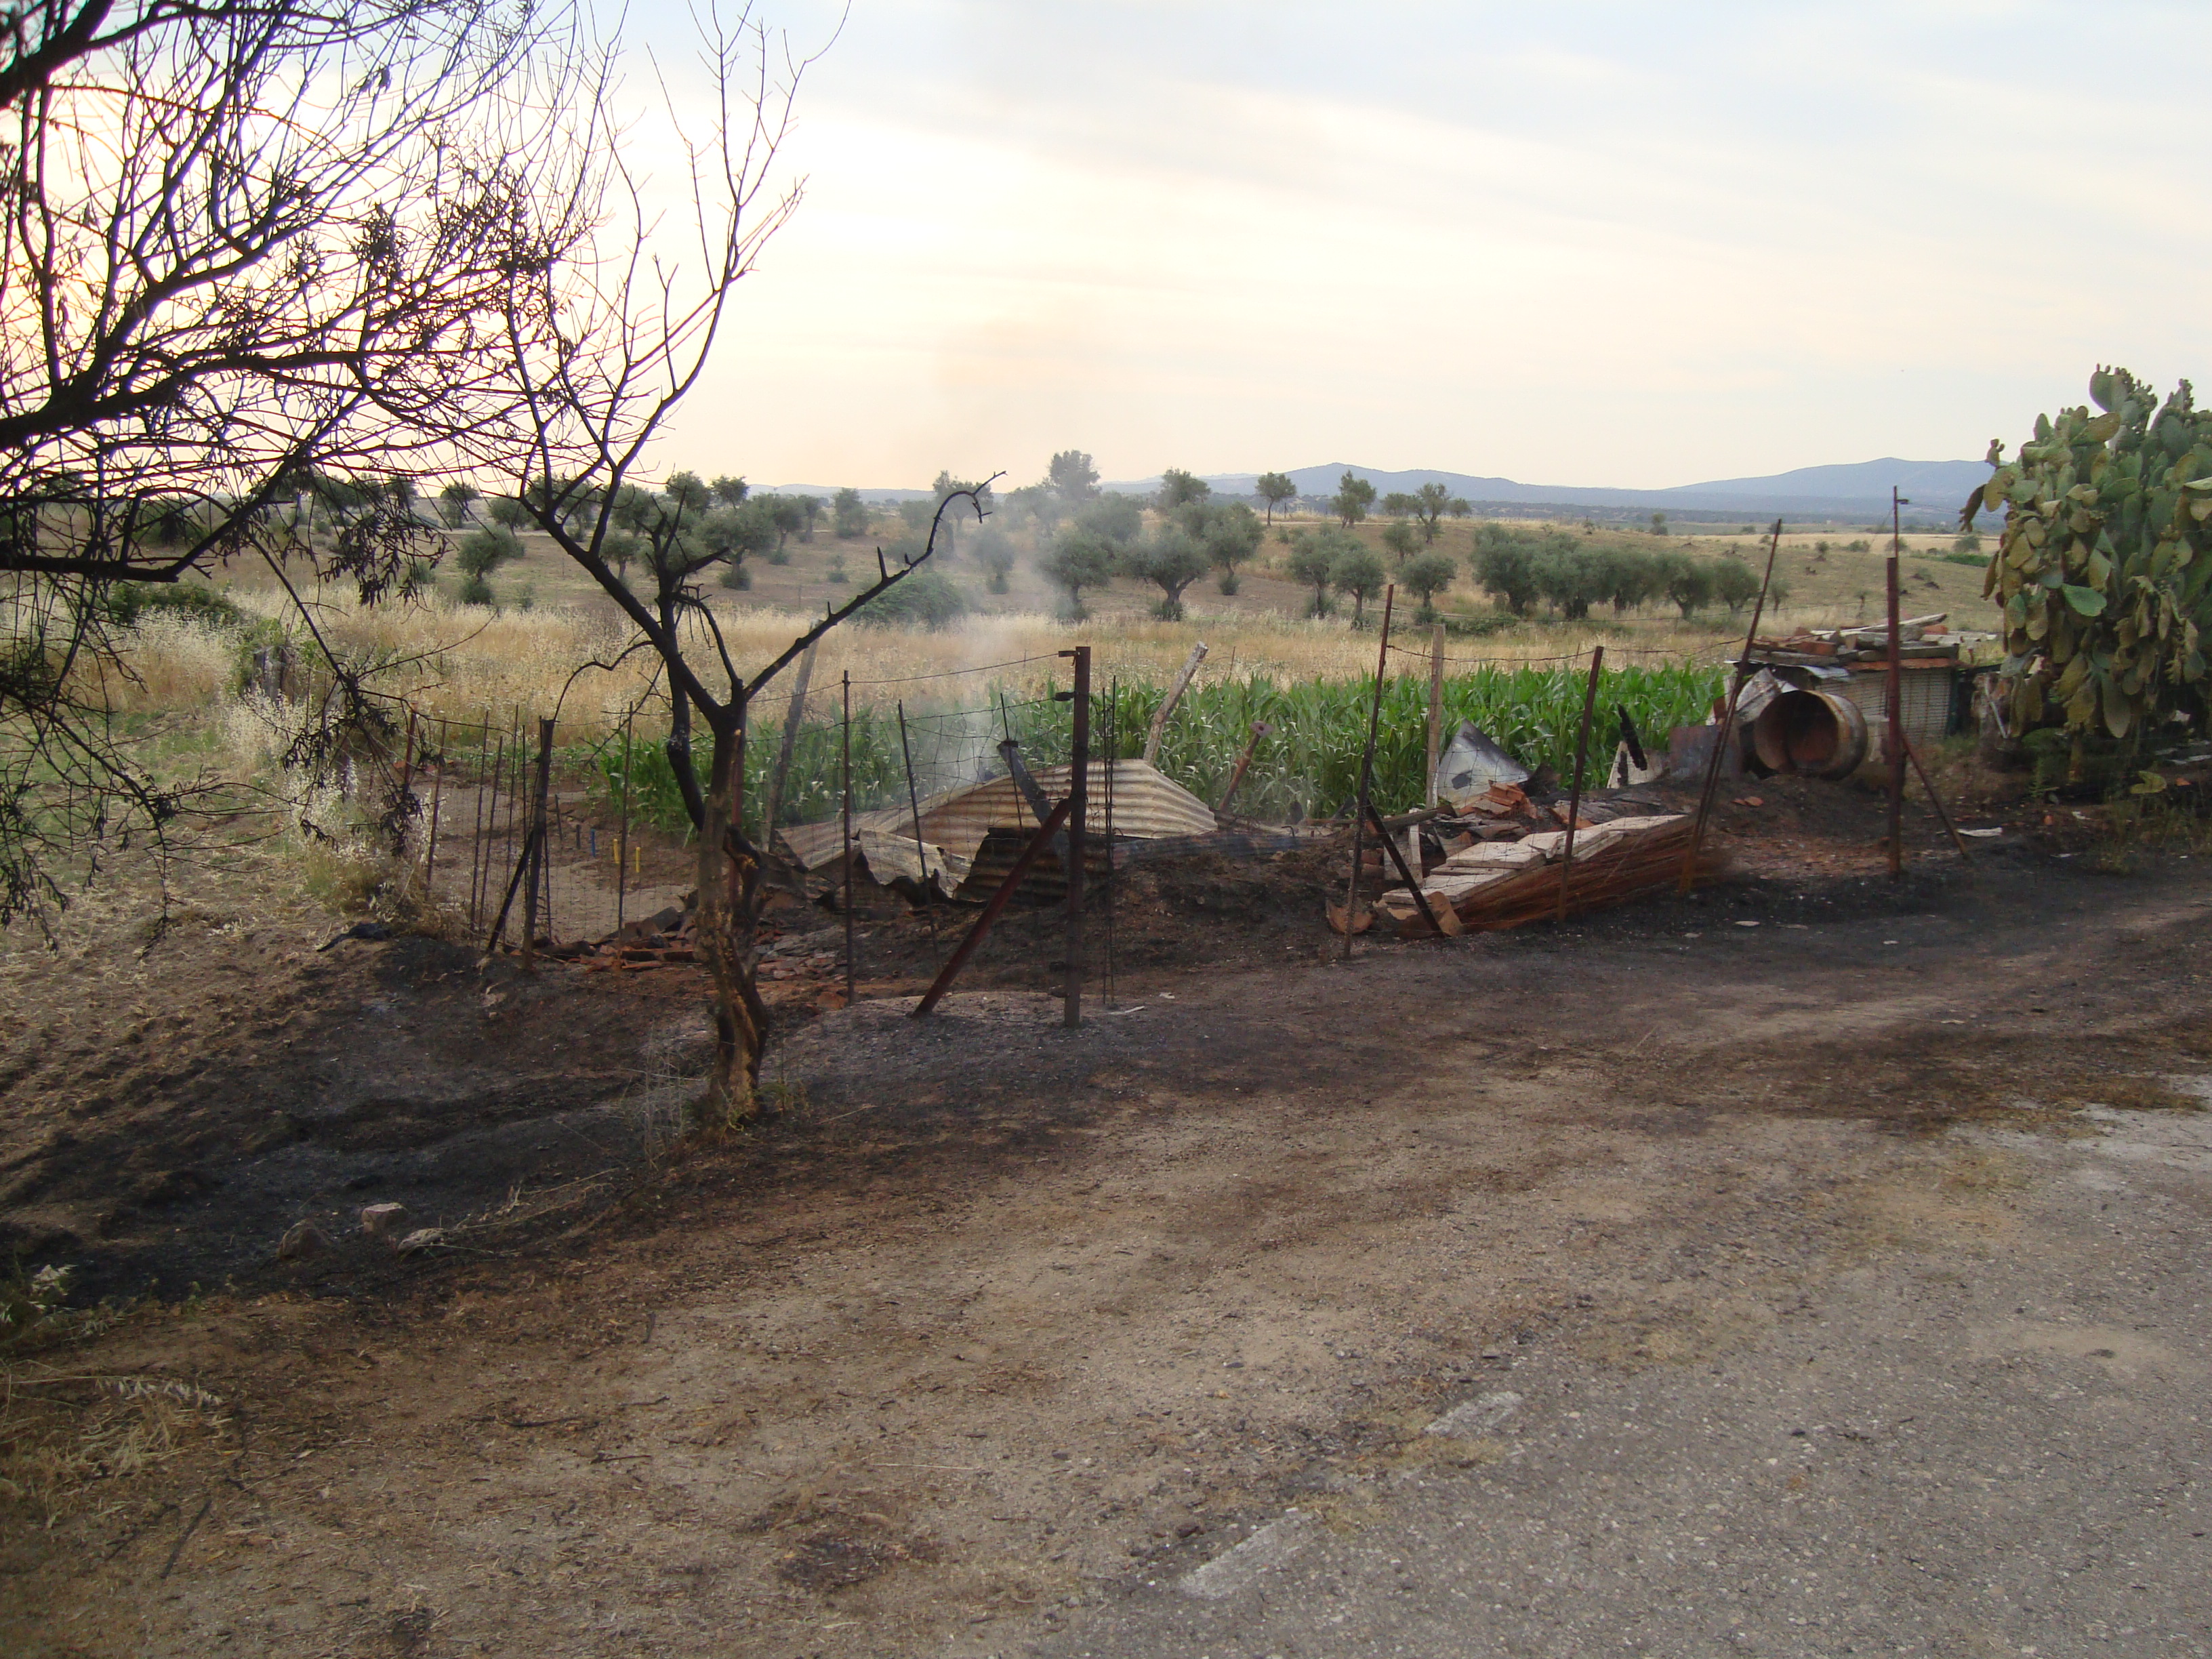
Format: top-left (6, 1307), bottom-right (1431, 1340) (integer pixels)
top-left (110, 582), bottom-right (1748, 735)
top-left (0, 1366), bottom-right (228, 1519)
top-left (2072, 1076), bottom-right (2207, 1113)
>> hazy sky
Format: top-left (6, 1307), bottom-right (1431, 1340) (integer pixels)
top-left (630, 1), bottom-right (2212, 491)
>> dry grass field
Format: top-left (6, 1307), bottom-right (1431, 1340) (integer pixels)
top-left (169, 504), bottom-right (1998, 742)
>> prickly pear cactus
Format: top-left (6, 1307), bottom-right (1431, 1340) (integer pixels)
top-left (1969, 366), bottom-right (2212, 754)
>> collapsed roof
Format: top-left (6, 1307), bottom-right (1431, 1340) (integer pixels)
top-left (776, 760), bottom-right (1217, 890)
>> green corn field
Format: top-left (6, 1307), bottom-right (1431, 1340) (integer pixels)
top-left (577, 661), bottom-right (1726, 838)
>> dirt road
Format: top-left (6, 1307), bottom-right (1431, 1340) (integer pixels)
top-left (4, 849), bottom-right (2209, 1658)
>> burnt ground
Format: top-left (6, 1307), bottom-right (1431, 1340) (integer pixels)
top-left (1, 771), bottom-right (2208, 1656)
top-left (0, 769), bottom-right (2038, 1303)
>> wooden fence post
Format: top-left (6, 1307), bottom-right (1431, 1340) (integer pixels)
top-left (1143, 641), bottom-right (1208, 764)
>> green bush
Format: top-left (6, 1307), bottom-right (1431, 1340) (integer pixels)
top-left (854, 568), bottom-right (969, 630)
top-left (94, 581), bottom-right (245, 631)
top-left (1443, 610), bottom-right (1519, 637)
top-left (228, 616), bottom-right (306, 695)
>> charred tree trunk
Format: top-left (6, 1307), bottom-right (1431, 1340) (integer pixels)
top-left (693, 705), bottom-right (762, 1124)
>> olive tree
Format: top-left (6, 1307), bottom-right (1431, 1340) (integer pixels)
top-left (0, 0), bottom-right (593, 924)
top-left (1123, 527), bottom-right (1211, 620)
top-left (1332, 471), bottom-right (1377, 527)
top-left (1471, 529), bottom-right (1542, 617)
top-left (1330, 543), bottom-right (1387, 624)
top-left (1048, 450), bottom-right (1099, 504)
top-left (1282, 529), bottom-right (1336, 617)
top-left (1401, 551), bottom-right (1458, 623)
top-left (1411, 482), bottom-right (1471, 544)
top-left (1040, 529), bottom-right (1118, 618)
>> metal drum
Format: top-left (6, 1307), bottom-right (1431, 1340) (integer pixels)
top-left (1750, 689), bottom-right (1868, 779)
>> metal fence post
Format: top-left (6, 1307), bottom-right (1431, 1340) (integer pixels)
top-left (1556, 646), bottom-right (1605, 922)
top-left (522, 717), bottom-right (553, 971)
top-left (1886, 546), bottom-right (1906, 881)
top-left (1061, 645), bottom-right (1089, 1029)
top-left (423, 717), bottom-right (444, 899)
top-left (616, 709), bottom-right (632, 932)
top-left (1425, 623), bottom-right (1446, 806)
top-left (1340, 586), bottom-right (1396, 958)
top-left (897, 701), bottom-right (939, 966)
top-left (842, 671), bottom-right (855, 1004)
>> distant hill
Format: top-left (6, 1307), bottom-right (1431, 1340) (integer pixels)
top-left (764, 457), bottom-right (1992, 525)
top-left (1095, 458), bottom-right (1990, 525)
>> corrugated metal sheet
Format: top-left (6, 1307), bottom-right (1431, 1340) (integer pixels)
top-left (951, 827), bottom-right (1113, 904)
top-left (952, 825), bottom-right (1313, 906)
top-left (777, 760), bottom-right (1214, 872)
top-left (851, 830), bottom-right (970, 890)
top-left (1835, 663), bottom-right (1956, 748)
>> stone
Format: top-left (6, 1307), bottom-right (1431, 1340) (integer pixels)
top-left (276, 1220), bottom-right (331, 1261)
top-left (1425, 1389), bottom-right (1523, 1438)
top-left (360, 1202), bottom-right (409, 1238)
top-left (1178, 1513), bottom-right (1314, 1601)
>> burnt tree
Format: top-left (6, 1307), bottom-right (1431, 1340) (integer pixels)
top-left (466, 10), bottom-right (990, 1121)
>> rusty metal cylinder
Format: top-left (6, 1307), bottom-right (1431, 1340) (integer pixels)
top-left (1751, 689), bottom-right (1868, 779)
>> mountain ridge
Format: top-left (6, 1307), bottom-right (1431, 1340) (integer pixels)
top-left (770, 457), bottom-right (1989, 522)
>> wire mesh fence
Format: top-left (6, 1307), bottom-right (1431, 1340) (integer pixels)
top-left (407, 714), bottom-right (689, 952)
top-left (379, 629), bottom-right (1722, 960)
top-left (396, 657), bottom-right (1092, 958)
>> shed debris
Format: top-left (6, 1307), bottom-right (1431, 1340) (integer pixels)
top-left (777, 759), bottom-right (1216, 903)
top-left (1376, 812), bottom-right (1723, 935)
top-left (1433, 721), bottom-right (1532, 810)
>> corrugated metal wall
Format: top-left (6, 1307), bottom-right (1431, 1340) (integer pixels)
top-left (1835, 664), bottom-right (1957, 747)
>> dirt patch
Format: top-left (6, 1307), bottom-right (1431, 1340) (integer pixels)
top-left (3, 773), bottom-right (2208, 1656)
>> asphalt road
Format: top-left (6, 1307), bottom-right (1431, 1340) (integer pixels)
top-left (1038, 1092), bottom-right (2212, 1659)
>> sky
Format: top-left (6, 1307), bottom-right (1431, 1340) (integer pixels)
top-left (621, 1), bottom-right (2212, 491)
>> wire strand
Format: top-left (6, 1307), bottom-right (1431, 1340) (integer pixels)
top-left (840, 651), bottom-right (1067, 687)
top-left (1383, 640), bottom-right (1715, 668)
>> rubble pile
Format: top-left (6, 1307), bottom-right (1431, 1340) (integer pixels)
top-left (1368, 781), bottom-right (1719, 936)
top-left (1744, 613), bottom-right (1986, 667)
top-left (552, 903), bottom-right (697, 971)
